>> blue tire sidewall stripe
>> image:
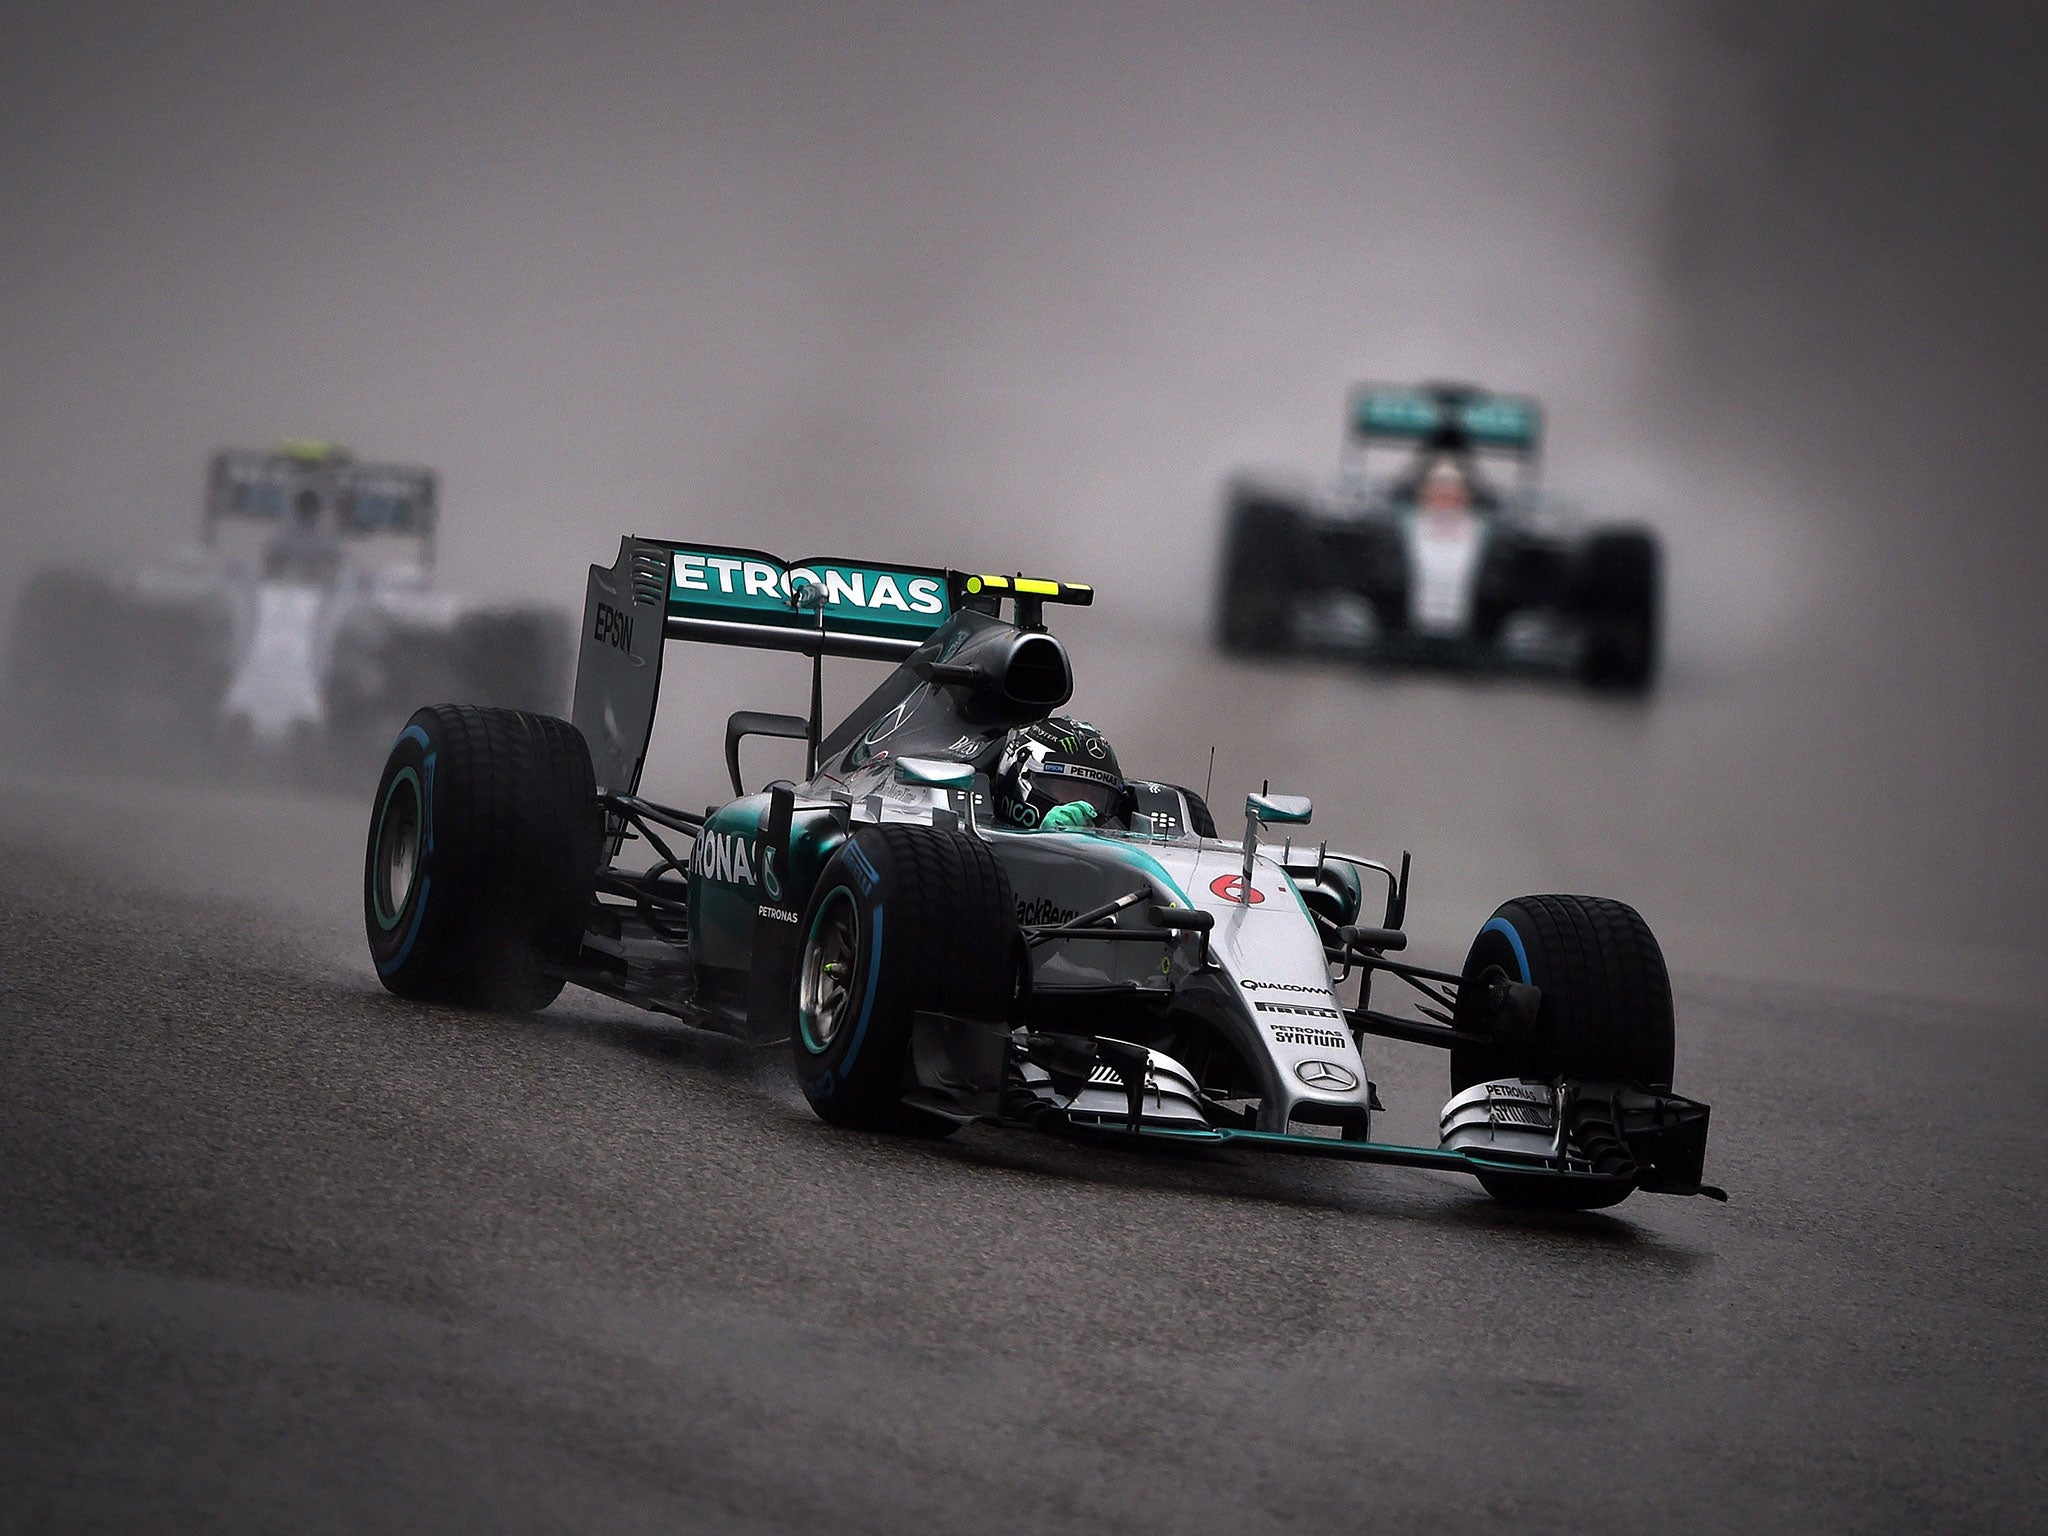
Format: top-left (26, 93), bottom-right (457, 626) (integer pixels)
top-left (370, 767), bottom-right (422, 930)
top-left (837, 904), bottom-right (883, 1080)
top-left (374, 723), bottom-right (437, 975)
top-left (1482, 915), bottom-right (1532, 985)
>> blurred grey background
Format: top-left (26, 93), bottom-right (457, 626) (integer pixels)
top-left (5, 8), bottom-right (2047, 1530)
top-left (3, 0), bottom-right (2043, 1000)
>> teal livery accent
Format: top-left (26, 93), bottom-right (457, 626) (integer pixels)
top-left (1044, 831), bottom-right (1193, 906)
top-left (1320, 856), bottom-right (1364, 926)
top-left (1277, 868), bottom-right (1315, 924)
top-left (371, 725), bottom-right (437, 978)
top-left (689, 795), bottom-right (771, 971)
top-left (1460, 395), bottom-right (1539, 447)
top-left (666, 543), bottom-right (952, 642)
top-left (689, 795), bottom-right (848, 972)
top-left (1352, 387), bottom-right (1541, 452)
top-left (787, 810), bottom-right (849, 905)
top-left (1356, 391), bottom-right (1441, 437)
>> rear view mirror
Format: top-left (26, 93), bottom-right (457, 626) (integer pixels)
top-left (1231, 791), bottom-right (1314, 905)
top-left (726, 710), bottom-right (811, 797)
top-left (1246, 792), bottom-right (1312, 825)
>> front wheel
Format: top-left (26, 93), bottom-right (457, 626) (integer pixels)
top-left (1215, 487), bottom-right (1306, 655)
top-left (1575, 528), bottom-right (1660, 691)
top-left (1452, 894), bottom-right (1674, 1210)
top-left (791, 823), bottom-right (1017, 1135)
top-left (365, 705), bottom-right (601, 1011)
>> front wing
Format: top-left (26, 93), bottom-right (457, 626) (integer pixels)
top-left (1058, 1093), bottom-right (1725, 1202)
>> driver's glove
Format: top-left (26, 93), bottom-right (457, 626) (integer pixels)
top-left (1039, 800), bottom-right (1099, 832)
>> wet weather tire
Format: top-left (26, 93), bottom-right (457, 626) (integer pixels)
top-left (1575, 529), bottom-right (1660, 691)
top-left (364, 705), bottom-right (601, 1012)
top-left (1216, 487), bottom-right (1305, 656)
top-left (1452, 894), bottom-right (1674, 1210)
top-left (791, 823), bottom-right (1017, 1135)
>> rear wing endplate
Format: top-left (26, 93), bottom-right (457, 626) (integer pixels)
top-left (571, 536), bottom-right (1091, 799)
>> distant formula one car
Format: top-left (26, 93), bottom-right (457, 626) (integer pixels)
top-left (1216, 384), bottom-right (1662, 689)
top-left (360, 536), bottom-right (1721, 1211)
top-left (6, 442), bottom-right (570, 759)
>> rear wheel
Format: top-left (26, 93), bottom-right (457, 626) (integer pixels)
top-left (1215, 487), bottom-right (1306, 655)
top-left (364, 704), bottom-right (601, 1011)
top-left (1452, 894), bottom-right (1674, 1209)
top-left (791, 823), bottom-right (1017, 1135)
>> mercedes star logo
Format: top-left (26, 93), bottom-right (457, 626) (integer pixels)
top-left (1294, 1059), bottom-right (1360, 1092)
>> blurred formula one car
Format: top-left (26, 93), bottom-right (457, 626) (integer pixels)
top-left (1216, 384), bottom-right (1662, 689)
top-left (360, 536), bottom-right (1721, 1211)
top-left (6, 442), bottom-right (570, 760)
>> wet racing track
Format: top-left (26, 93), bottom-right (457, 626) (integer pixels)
top-left (2, 640), bottom-right (2044, 1535)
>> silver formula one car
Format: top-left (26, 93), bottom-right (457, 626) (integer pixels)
top-left (362, 537), bottom-right (1720, 1211)
top-left (1216, 383), bottom-right (1662, 690)
top-left (6, 442), bottom-right (570, 761)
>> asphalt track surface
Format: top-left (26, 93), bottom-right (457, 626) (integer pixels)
top-left (3, 656), bottom-right (2045, 1534)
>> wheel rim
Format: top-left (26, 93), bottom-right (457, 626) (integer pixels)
top-left (372, 768), bottom-right (423, 930)
top-left (797, 888), bottom-right (860, 1054)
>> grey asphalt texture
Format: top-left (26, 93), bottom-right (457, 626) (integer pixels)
top-left (2, 741), bottom-right (2044, 1535)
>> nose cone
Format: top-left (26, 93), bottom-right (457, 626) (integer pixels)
top-left (222, 584), bottom-right (331, 741)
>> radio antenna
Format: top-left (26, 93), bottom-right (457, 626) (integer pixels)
top-left (1204, 745), bottom-right (1216, 804)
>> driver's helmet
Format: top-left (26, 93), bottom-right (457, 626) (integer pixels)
top-left (992, 716), bottom-right (1125, 829)
top-left (1417, 456), bottom-right (1473, 513)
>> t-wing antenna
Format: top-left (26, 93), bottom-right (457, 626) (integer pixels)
top-left (790, 574), bottom-right (828, 779)
top-left (956, 573), bottom-right (1094, 631)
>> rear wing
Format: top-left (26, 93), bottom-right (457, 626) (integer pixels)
top-left (570, 536), bottom-right (1091, 797)
top-left (666, 544), bottom-right (957, 660)
top-left (1347, 384), bottom-right (1542, 457)
top-left (204, 447), bottom-right (438, 551)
